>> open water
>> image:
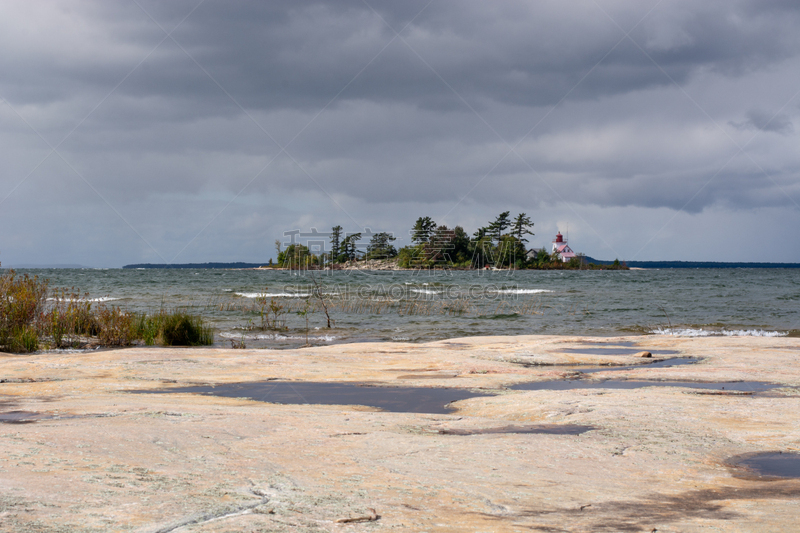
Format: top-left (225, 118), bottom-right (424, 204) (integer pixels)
top-left (12, 267), bottom-right (800, 349)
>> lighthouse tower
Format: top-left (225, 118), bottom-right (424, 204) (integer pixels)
top-left (551, 232), bottom-right (565, 254)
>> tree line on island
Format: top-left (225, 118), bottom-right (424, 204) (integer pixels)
top-left (275, 212), bottom-right (626, 270)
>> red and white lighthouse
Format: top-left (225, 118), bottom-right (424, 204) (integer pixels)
top-left (551, 232), bottom-right (576, 262)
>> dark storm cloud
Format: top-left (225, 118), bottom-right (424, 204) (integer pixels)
top-left (151, 0), bottom-right (800, 109)
top-left (2, 0), bottom-right (800, 265)
top-left (6, 1), bottom-right (800, 110)
top-left (731, 109), bottom-right (794, 135)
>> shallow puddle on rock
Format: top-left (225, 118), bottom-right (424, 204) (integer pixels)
top-left (133, 382), bottom-right (495, 414)
top-left (439, 424), bottom-right (594, 435)
top-left (727, 451), bottom-right (800, 480)
top-left (0, 411), bottom-right (54, 424)
top-left (531, 357), bottom-right (700, 374)
top-left (557, 346), bottom-right (680, 356)
top-left (578, 341), bottom-right (639, 347)
top-left (512, 380), bottom-right (780, 392)
top-left (395, 374), bottom-right (458, 380)
top-left (581, 357), bottom-right (699, 373)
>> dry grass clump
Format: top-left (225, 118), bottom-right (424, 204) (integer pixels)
top-left (155, 311), bottom-right (214, 346)
top-left (0, 265), bottom-right (213, 353)
top-left (0, 269), bottom-right (48, 352)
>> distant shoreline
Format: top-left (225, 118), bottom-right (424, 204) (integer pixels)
top-left (584, 258), bottom-right (800, 269)
top-left (122, 262), bottom-right (268, 269)
top-left (119, 260), bottom-right (800, 269)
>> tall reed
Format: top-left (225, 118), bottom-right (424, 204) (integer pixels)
top-left (0, 268), bottom-right (48, 352)
top-left (0, 265), bottom-right (214, 352)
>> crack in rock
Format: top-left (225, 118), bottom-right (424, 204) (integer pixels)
top-left (147, 496), bottom-right (269, 533)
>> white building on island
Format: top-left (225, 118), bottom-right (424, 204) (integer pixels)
top-left (551, 232), bottom-right (576, 262)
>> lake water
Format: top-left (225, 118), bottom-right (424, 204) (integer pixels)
top-left (12, 268), bottom-right (800, 349)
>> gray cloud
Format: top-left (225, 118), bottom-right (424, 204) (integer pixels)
top-left (1, 0), bottom-right (800, 266)
top-left (731, 109), bottom-right (795, 135)
top-left (7, 1), bottom-right (800, 110)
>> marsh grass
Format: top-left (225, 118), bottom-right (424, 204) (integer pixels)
top-left (220, 294), bottom-right (561, 325)
top-left (102, 309), bottom-right (214, 347)
top-left (96, 306), bottom-right (138, 346)
top-left (47, 289), bottom-right (102, 347)
top-left (0, 269), bottom-right (48, 352)
top-left (157, 311), bottom-right (214, 346)
top-left (0, 265), bottom-right (213, 352)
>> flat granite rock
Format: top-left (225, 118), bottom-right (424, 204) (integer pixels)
top-left (1, 334), bottom-right (799, 532)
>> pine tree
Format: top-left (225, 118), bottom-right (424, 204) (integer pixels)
top-left (487, 211), bottom-right (511, 240)
top-left (411, 217), bottom-right (436, 243)
top-left (451, 226), bottom-right (471, 264)
top-left (330, 225), bottom-right (342, 263)
top-left (472, 226), bottom-right (488, 240)
top-left (341, 233), bottom-right (362, 261)
top-left (511, 213), bottom-right (534, 242)
top-left (366, 232), bottom-right (397, 259)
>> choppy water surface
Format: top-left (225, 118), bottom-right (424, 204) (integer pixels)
top-left (13, 268), bottom-right (800, 349)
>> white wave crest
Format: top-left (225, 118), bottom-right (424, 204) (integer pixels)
top-left (220, 332), bottom-right (336, 342)
top-left (410, 289), bottom-right (441, 295)
top-left (488, 289), bottom-right (553, 294)
top-left (652, 327), bottom-right (788, 337)
top-left (47, 296), bottom-right (120, 303)
top-left (235, 292), bottom-right (311, 298)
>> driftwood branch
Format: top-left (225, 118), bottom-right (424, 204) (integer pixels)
top-left (335, 508), bottom-right (380, 523)
top-left (310, 271), bottom-right (333, 328)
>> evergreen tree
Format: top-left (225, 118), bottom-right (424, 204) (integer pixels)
top-left (411, 216), bottom-right (436, 243)
top-left (340, 235), bottom-right (351, 262)
top-left (487, 211), bottom-right (511, 240)
top-left (451, 226), bottom-right (471, 264)
top-left (495, 235), bottom-right (526, 268)
top-left (469, 227), bottom-right (493, 268)
top-left (428, 225), bottom-right (453, 263)
top-left (341, 233), bottom-right (362, 261)
top-left (535, 248), bottom-right (551, 267)
top-left (277, 244), bottom-right (317, 269)
top-left (366, 232), bottom-right (397, 259)
top-left (511, 213), bottom-right (534, 242)
top-left (330, 225), bottom-right (342, 263)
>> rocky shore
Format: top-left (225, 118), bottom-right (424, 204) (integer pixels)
top-left (1, 335), bottom-right (799, 531)
top-left (255, 259), bottom-right (404, 271)
top-left (336, 259), bottom-right (404, 271)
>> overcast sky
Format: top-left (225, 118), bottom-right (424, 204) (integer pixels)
top-left (1, 0), bottom-right (799, 267)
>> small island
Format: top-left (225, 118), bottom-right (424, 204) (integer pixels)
top-left (272, 213), bottom-right (627, 271)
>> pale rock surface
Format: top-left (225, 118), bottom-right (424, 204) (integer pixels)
top-left (0, 335), bottom-right (799, 531)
